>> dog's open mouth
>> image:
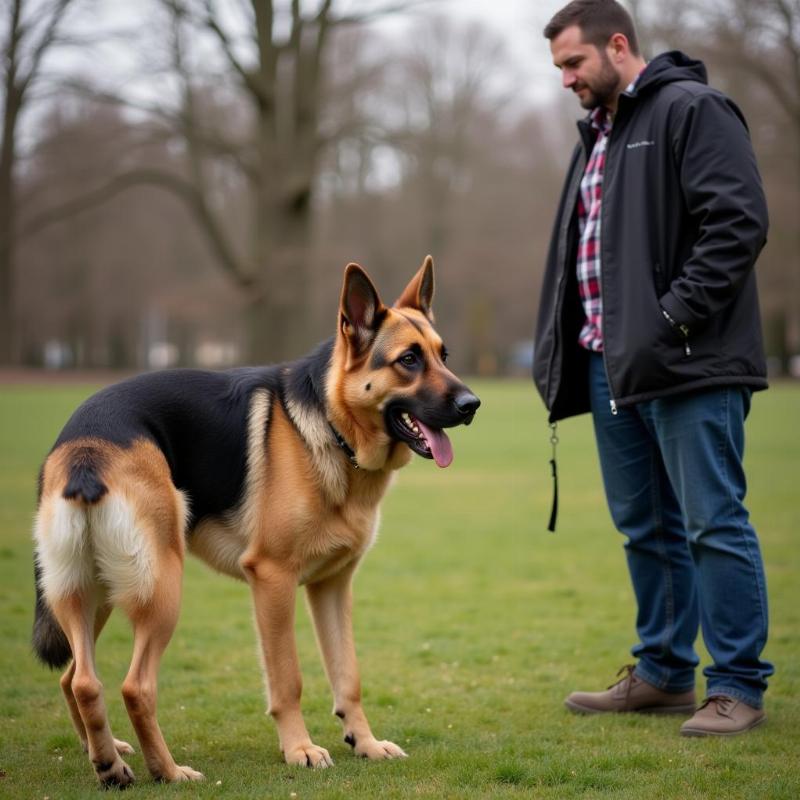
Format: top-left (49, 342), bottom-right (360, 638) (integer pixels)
top-left (391, 410), bottom-right (453, 468)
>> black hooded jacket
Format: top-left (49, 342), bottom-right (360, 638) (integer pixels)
top-left (533, 51), bottom-right (769, 421)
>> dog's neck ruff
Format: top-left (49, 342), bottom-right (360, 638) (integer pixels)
top-left (328, 422), bottom-right (360, 469)
top-left (303, 352), bottom-right (360, 470)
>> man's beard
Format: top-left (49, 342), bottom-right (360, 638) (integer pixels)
top-left (575, 52), bottom-right (621, 110)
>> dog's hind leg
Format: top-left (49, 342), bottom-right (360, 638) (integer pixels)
top-left (59, 604), bottom-right (135, 757)
top-left (36, 486), bottom-right (136, 787)
top-left (90, 455), bottom-right (206, 785)
top-left (50, 592), bottom-right (136, 788)
top-left (119, 547), bottom-right (203, 783)
top-left (306, 564), bottom-right (407, 761)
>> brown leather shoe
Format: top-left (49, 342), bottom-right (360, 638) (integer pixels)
top-left (680, 696), bottom-right (765, 736)
top-left (564, 664), bottom-right (696, 715)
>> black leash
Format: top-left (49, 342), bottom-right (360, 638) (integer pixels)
top-left (547, 422), bottom-right (558, 532)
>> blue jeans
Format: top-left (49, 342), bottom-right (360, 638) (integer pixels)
top-left (588, 353), bottom-right (773, 708)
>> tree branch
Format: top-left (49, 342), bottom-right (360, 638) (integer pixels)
top-left (774, 0), bottom-right (800, 95)
top-left (18, 0), bottom-right (76, 96)
top-left (19, 169), bottom-right (254, 289)
top-left (200, 0), bottom-right (269, 106)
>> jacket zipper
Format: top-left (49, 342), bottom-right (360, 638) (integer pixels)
top-left (598, 123), bottom-right (618, 416)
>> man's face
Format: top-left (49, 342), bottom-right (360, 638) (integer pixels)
top-left (550, 25), bottom-right (621, 110)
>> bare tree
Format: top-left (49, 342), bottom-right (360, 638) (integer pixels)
top-left (387, 16), bottom-right (513, 256)
top-left (632, 0), bottom-right (799, 127)
top-left (177, 0), bottom-right (441, 361)
top-left (317, 15), bottom-right (571, 374)
top-left (16, 103), bottom-right (242, 369)
top-left (0, 0), bottom-right (80, 363)
top-left (24, 0), bottom-right (434, 363)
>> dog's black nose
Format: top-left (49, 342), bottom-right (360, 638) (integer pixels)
top-left (454, 390), bottom-right (481, 417)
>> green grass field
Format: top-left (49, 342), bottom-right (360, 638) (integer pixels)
top-left (1, 380), bottom-right (798, 799)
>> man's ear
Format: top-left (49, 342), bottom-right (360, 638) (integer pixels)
top-left (395, 255), bottom-right (435, 320)
top-left (607, 32), bottom-right (629, 63)
top-left (339, 263), bottom-right (385, 355)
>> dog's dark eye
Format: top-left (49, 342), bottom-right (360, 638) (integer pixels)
top-left (398, 352), bottom-right (419, 368)
top-left (441, 347), bottom-right (448, 363)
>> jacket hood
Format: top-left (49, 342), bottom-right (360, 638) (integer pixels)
top-left (634, 51), bottom-right (707, 95)
top-left (577, 51), bottom-right (707, 134)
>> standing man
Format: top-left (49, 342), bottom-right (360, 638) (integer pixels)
top-left (533, 0), bottom-right (773, 736)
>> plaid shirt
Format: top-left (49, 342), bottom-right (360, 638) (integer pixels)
top-left (576, 74), bottom-right (642, 352)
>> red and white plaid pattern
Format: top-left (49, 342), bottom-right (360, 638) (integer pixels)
top-left (576, 106), bottom-right (611, 352)
top-left (576, 74), bottom-right (643, 352)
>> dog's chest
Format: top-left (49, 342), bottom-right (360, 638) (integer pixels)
top-left (187, 492), bottom-right (382, 583)
top-left (297, 507), bottom-right (381, 584)
top-left (185, 388), bottom-right (393, 583)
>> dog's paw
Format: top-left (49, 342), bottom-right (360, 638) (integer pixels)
top-left (114, 738), bottom-right (135, 755)
top-left (165, 765), bottom-right (205, 782)
top-left (352, 736), bottom-right (408, 760)
top-left (95, 757), bottom-right (135, 788)
top-left (284, 742), bottom-right (334, 769)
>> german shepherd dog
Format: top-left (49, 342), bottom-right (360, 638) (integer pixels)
top-left (31, 257), bottom-right (479, 786)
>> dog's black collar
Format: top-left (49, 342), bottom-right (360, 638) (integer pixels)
top-left (305, 365), bottom-right (360, 469)
top-left (328, 422), bottom-right (360, 469)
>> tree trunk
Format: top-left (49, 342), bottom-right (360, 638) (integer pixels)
top-left (0, 86), bottom-right (20, 364)
top-left (247, 182), bottom-right (313, 364)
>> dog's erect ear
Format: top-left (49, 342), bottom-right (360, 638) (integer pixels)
top-left (395, 255), bottom-right (435, 320)
top-left (340, 263), bottom-right (385, 354)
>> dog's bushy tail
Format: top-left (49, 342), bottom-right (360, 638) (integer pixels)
top-left (32, 560), bottom-right (72, 668)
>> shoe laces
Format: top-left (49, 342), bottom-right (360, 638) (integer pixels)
top-left (608, 664), bottom-right (638, 704)
top-left (697, 695), bottom-right (736, 717)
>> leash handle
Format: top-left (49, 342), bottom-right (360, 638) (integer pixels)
top-left (547, 422), bottom-right (559, 533)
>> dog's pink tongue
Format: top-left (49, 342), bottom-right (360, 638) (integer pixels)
top-left (415, 419), bottom-right (453, 468)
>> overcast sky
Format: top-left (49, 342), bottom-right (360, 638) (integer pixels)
top-left (374, 0), bottom-right (577, 107)
top-left (441, 0), bottom-right (563, 74)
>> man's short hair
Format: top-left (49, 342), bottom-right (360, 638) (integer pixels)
top-left (544, 0), bottom-right (640, 56)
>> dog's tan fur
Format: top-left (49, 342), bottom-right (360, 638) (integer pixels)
top-left (33, 258), bottom-right (478, 785)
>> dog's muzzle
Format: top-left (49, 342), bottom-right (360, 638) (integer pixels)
top-left (384, 387), bottom-right (480, 468)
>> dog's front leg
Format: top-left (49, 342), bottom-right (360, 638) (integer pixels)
top-left (241, 554), bottom-right (333, 768)
top-left (306, 565), bottom-right (408, 761)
